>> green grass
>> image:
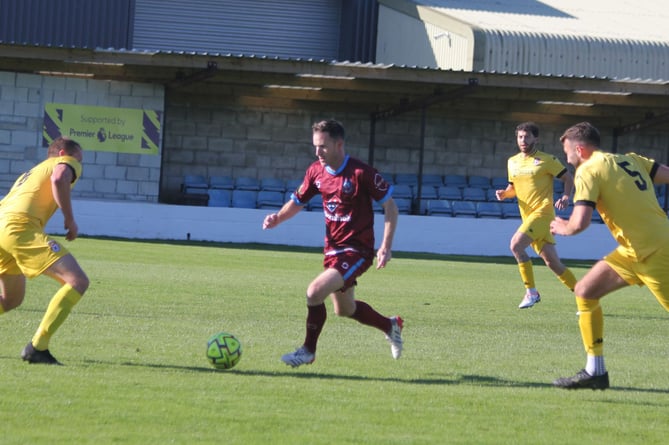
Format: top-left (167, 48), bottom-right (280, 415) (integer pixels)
top-left (2, 237), bottom-right (669, 444)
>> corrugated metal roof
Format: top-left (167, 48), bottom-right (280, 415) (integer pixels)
top-left (415, 0), bottom-right (669, 43)
top-left (380, 0), bottom-right (669, 81)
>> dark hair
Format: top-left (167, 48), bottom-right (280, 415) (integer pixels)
top-left (515, 122), bottom-right (539, 138)
top-left (312, 119), bottom-right (345, 140)
top-left (559, 122), bottom-right (601, 147)
top-left (48, 137), bottom-right (82, 157)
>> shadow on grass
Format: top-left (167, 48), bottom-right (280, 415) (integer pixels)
top-left (57, 358), bottom-right (668, 394)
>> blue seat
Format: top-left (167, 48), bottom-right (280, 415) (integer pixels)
top-left (491, 176), bottom-right (508, 190)
top-left (395, 173), bottom-right (418, 187)
top-left (462, 187), bottom-right (487, 202)
top-left (437, 186), bottom-right (462, 200)
top-left (257, 190), bottom-right (285, 209)
top-left (426, 199), bottom-right (452, 217)
top-left (554, 178), bottom-right (565, 194)
top-left (209, 175), bottom-right (234, 190)
top-left (476, 202), bottom-right (503, 218)
top-left (285, 179), bottom-right (303, 193)
top-left (468, 175), bottom-right (491, 189)
top-left (381, 172), bottom-right (395, 184)
top-left (555, 205), bottom-right (572, 219)
top-left (443, 174), bottom-right (467, 188)
top-left (500, 202), bottom-right (521, 219)
top-left (183, 186), bottom-right (209, 195)
top-left (182, 174), bottom-right (208, 191)
top-left (486, 189), bottom-right (500, 202)
top-left (260, 177), bottom-right (285, 192)
top-left (234, 177), bottom-right (261, 191)
top-left (417, 185), bottom-right (438, 199)
top-left (394, 198), bottom-right (413, 214)
top-left (231, 190), bottom-right (258, 208)
top-left (373, 200), bottom-right (385, 214)
top-left (392, 184), bottom-right (414, 199)
top-left (421, 174), bottom-right (443, 187)
top-left (451, 200), bottom-right (477, 217)
top-left (207, 189), bottom-right (231, 207)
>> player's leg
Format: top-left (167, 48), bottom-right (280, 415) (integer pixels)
top-left (538, 243), bottom-right (576, 291)
top-left (0, 273), bottom-right (26, 313)
top-left (554, 258), bottom-right (628, 389)
top-left (510, 230), bottom-right (540, 308)
top-left (22, 253), bottom-right (89, 365)
top-left (281, 268), bottom-right (343, 367)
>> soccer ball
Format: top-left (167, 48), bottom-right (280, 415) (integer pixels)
top-left (206, 332), bottom-right (242, 370)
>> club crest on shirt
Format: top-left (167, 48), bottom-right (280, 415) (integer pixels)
top-left (342, 178), bottom-right (353, 194)
top-left (533, 158), bottom-right (541, 165)
top-left (48, 240), bottom-right (61, 253)
top-left (326, 199), bottom-right (339, 213)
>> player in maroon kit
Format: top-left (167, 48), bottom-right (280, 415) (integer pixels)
top-left (262, 119), bottom-right (403, 367)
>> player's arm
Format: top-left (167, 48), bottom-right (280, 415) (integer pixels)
top-left (376, 197), bottom-right (398, 269)
top-left (496, 183), bottom-right (515, 201)
top-left (555, 171), bottom-right (574, 210)
top-left (652, 163), bottom-right (669, 185)
top-left (262, 198), bottom-right (303, 229)
top-left (550, 202), bottom-right (593, 236)
top-left (51, 162), bottom-right (78, 241)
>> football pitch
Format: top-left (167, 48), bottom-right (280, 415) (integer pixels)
top-left (2, 237), bottom-right (668, 444)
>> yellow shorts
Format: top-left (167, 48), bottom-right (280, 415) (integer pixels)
top-left (605, 243), bottom-right (669, 311)
top-left (0, 217), bottom-right (70, 278)
top-left (519, 212), bottom-right (555, 254)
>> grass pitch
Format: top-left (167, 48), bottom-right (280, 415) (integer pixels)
top-left (1, 237), bottom-right (668, 444)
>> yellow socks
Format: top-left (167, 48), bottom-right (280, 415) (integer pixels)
top-left (576, 296), bottom-right (604, 356)
top-left (32, 284), bottom-right (82, 351)
top-left (518, 260), bottom-right (535, 289)
top-left (557, 268), bottom-right (577, 291)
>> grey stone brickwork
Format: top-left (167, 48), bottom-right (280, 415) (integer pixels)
top-left (0, 72), bottom-right (165, 202)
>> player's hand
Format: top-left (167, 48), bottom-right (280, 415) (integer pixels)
top-left (495, 189), bottom-right (505, 201)
top-left (262, 213), bottom-right (279, 230)
top-left (64, 219), bottom-right (79, 241)
top-left (554, 195), bottom-right (569, 210)
top-left (376, 247), bottom-right (391, 269)
top-left (550, 217), bottom-right (567, 235)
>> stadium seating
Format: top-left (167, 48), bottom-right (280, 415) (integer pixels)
top-left (425, 199), bottom-right (452, 217)
top-left (394, 173), bottom-right (419, 187)
top-left (417, 185), bottom-right (438, 200)
top-left (392, 184), bottom-right (414, 199)
top-left (182, 174), bottom-right (208, 192)
top-left (421, 174), bottom-right (444, 187)
top-left (468, 175), bottom-right (491, 189)
top-left (209, 175), bottom-right (234, 190)
top-left (234, 177), bottom-right (261, 191)
top-left (394, 198), bottom-right (412, 214)
top-left (207, 189), bottom-right (231, 207)
top-left (462, 187), bottom-right (487, 202)
top-left (451, 201), bottom-right (477, 217)
top-left (256, 190), bottom-right (285, 209)
top-left (437, 186), bottom-right (462, 200)
top-left (476, 202), bottom-right (503, 218)
top-left (443, 174), bottom-right (467, 188)
top-left (500, 202), bottom-right (521, 219)
top-left (260, 177), bottom-right (285, 192)
top-left (231, 190), bottom-right (258, 208)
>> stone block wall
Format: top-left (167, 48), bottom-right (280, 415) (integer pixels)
top-left (0, 72), bottom-right (165, 201)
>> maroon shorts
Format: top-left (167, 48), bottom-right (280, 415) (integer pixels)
top-left (323, 249), bottom-right (373, 292)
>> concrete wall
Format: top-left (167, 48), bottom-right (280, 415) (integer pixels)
top-left (45, 199), bottom-right (617, 261)
top-left (0, 71), bottom-right (165, 201)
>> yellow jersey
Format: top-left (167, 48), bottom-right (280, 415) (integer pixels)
top-left (0, 155), bottom-right (82, 229)
top-left (508, 150), bottom-right (567, 219)
top-left (574, 151), bottom-right (669, 261)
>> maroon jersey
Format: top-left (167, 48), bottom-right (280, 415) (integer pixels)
top-left (292, 155), bottom-right (392, 256)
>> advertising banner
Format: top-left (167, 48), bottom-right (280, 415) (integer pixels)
top-left (43, 103), bottom-right (161, 154)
